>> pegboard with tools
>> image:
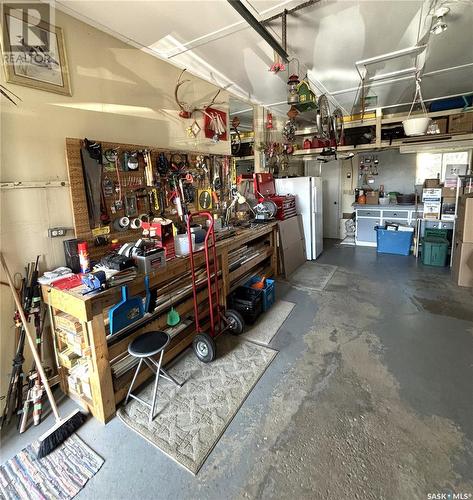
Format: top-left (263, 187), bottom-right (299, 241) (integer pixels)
top-left (65, 138), bottom-right (235, 259)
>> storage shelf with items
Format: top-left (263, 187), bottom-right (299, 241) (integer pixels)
top-left (50, 310), bottom-right (94, 414)
top-left (291, 107), bottom-right (473, 156)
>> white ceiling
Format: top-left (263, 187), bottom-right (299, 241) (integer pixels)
top-left (58, 0), bottom-right (473, 116)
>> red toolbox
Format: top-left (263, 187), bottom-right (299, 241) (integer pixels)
top-left (253, 173), bottom-right (296, 220)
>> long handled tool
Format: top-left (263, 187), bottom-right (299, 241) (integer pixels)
top-left (0, 253), bottom-right (86, 458)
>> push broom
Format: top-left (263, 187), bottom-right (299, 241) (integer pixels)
top-left (1, 253), bottom-right (86, 458)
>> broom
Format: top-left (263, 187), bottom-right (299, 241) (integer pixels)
top-left (1, 253), bottom-right (87, 458)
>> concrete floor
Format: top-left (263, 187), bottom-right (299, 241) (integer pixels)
top-left (1, 243), bottom-right (473, 499)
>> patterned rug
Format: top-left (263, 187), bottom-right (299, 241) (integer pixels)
top-left (118, 335), bottom-right (277, 474)
top-left (0, 434), bottom-right (104, 499)
top-left (241, 300), bottom-right (295, 346)
top-left (289, 262), bottom-right (338, 292)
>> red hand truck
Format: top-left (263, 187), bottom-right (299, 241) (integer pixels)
top-left (187, 212), bottom-right (245, 363)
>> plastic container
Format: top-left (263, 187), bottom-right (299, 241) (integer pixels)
top-left (375, 227), bottom-right (414, 256)
top-left (421, 237), bottom-right (449, 267)
top-left (244, 276), bottom-right (275, 312)
top-left (174, 233), bottom-right (195, 256)
top-left (228, 286), bottom-right (263, 324)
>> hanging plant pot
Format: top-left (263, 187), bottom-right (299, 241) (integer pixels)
top-left (402, 73), bottom-right (431, 136)
top-left (402, 117), bottom-right (431, 136)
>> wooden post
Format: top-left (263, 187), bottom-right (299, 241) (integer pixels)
top-left (86, 314), bottom-right (115, 423)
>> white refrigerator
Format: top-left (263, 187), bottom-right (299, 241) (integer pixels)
top-left (275, 177), bottom-right (323, 260)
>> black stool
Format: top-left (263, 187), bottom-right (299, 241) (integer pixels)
top-left (125, 331), bottom-right (182, 423)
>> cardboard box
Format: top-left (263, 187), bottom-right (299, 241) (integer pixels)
top-left (365, 191), bottom-right (379, 205)
top-left (423, 201), bottom-right (441, 219)
top-left (452, 241), bottom-right (473, 287)
top-left (442, 186), bottom-right (456, 198)
top-left (422, 188), bottom-right (442, 201)
top-left (455, 194), bottom-right (473, 243)
top-left (448, 113), bottom-right (473, 134)
top-left (424, 179), bottom-right (440, 188)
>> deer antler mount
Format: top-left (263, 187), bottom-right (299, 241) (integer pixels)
top-left (174, 68), bottom-right (222, 119)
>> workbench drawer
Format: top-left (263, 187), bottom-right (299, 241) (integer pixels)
top-left (382, 210), bottom-right (409, 219)
top-left (357, 209), bottom-right (381, 218)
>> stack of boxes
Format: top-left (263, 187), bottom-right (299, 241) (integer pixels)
top-left (452, 194), bottom-right (473, 287)
top-left (55, 312), bottom-right (92, 400)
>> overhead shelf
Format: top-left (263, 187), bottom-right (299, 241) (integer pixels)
top-left (292, 106), bottom-right (473, 155)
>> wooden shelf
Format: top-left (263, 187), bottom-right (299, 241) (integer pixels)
top-left (229, 248), bottom-right (273, 283)
top-left (292, 109), bottom-right (473, 155)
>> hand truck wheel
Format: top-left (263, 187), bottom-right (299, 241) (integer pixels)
top-left (224, 309), bottom-right (245, 335)
top-left (193, 333), bottom-right (216, 363)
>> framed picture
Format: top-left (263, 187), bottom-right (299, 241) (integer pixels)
top-left (1, 7), bottom-right (71, 96)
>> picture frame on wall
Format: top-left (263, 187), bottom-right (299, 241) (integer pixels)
top-left (1, 6), bottom-right (71, 96)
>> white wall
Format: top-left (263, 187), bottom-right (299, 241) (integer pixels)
top-left (0, 9), bottom-right (230, 406)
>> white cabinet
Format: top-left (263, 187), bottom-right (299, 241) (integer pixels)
top-left (355, 205), bottom-right (422, 247)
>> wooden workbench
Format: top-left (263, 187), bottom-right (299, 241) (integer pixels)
top-left (43, 223), bottom-right (278, 423)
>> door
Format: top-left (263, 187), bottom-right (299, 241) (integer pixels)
top-left (321, 160), bottom-right (341, 239)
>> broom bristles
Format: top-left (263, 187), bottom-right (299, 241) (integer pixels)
top-left (37, 409), bottom-right (87, 459)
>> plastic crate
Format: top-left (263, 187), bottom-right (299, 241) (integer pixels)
top-left (244, 276), bottom-right (275, 312)
top-left (421, 237), bottom-right (449, 267)
top-left (424, 228), bottom-right (448, 239)
top-left (375, 227), bottom-right (414, 256)
top-left (228, 287), bottom-right (263, 324)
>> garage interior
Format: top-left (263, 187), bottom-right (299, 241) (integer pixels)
top-left (0, 1), bottom-right (472, 499)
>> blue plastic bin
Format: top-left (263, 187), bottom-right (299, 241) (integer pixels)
top-left (375, 227), bottom-right (414, 256)
top-left (244, 276), bottom-right (275, 312)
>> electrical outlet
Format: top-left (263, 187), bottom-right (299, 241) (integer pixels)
top-left (48, 227), bottom-right (68, 238)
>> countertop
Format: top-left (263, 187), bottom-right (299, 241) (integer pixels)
top-left (352, 203), bottom-right (423, 210)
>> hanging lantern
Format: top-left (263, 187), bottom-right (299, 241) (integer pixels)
top-left (295, 79), bottom-right (317, 112)
top-left (287, 74), bottom-right (300, 105)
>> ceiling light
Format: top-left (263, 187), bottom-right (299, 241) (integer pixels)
top-left (430, 7), bottom-right (449, 35)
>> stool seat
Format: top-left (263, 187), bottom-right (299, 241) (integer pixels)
top-left (128, 331), bottom-right (170, 357)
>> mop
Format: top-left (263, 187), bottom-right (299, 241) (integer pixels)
top-left (1, 253), bottom-right (87, 458)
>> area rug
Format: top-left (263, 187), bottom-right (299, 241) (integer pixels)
top-left (241, 300), bottom-right (295, 346)
top-left (289, 262), bottom-right (337, 292)
top-left (0, 434), bottom-right (104, 499)
top-left (118, 335), bottom-right (277, 474)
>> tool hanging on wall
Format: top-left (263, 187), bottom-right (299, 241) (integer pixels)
top-left (81, 139), bottom-right (103, 229)
top-left (141, 149), bottom-right (153, 186)
top-left (157, 152), bottom-right (169, 176)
